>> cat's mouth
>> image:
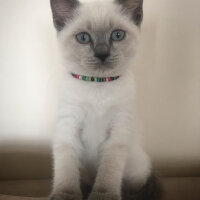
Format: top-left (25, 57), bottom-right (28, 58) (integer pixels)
top-left (91, 61), bottom-right (115, 71)
top-left (83, 56), bottom-right (119, 70)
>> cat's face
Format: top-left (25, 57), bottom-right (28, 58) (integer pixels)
top-left (51, 0), bottom-right (143, 76)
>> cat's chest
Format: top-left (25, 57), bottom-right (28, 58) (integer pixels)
top-left (80, 103), bottom-right (114, 161)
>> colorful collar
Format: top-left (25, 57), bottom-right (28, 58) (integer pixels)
top-left (71, 73), bottom-right (120, 82)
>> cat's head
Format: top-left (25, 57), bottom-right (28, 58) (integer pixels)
top-left (50, 0), bottom-right (143, 76)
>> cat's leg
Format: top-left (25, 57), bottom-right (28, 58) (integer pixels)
top-left (122, 148), bottom-right (161, 200)
top-left (88, 120), bottom-right (131, 200)
top-left (88, 144), bottom-right (127, 200)
top-left (50, 142), bottom-right (82, 200)
top-left (50, 106), bottom-right (85, 200)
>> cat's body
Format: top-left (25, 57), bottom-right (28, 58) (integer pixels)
top-left (50, 0), bottom-right (160, 200)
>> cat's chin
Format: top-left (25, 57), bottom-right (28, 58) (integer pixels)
top-left (70, 67), bottom-right (122, 78)
top-left (65, 64), bottom-right (123, 78)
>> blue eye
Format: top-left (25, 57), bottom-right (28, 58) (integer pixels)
top-left (76, 32), bottom-right (91, 44)
top-left (111, 30), bottom-right (125, 41)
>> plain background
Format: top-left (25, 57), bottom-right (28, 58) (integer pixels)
top-left (0, 0), bottom-right (200, 176)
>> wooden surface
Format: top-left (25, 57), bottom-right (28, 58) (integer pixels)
top-left (0, 195), bottom-right (47, 200)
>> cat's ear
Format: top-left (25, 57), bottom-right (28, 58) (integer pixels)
top-left (116, 0), bottom-right (143, 26)
top-left (50, 0), bottom-right (80, 31)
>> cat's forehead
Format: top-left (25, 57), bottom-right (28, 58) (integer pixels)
top-left (77, 1), bottom-right (126, 31)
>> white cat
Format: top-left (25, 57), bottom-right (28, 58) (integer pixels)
top-left (50, 0), bottom-right (159, 200)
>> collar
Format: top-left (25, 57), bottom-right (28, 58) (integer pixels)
top-left (71, 73), bottom-right (120, 82)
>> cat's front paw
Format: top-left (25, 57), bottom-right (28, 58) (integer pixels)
top-left (88, 192), bottom-right (120, 200)
top-left (49, 192), bottom-right (82, 200)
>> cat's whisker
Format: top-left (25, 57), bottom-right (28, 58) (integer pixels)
top-left (85, 62), bottom-right (99, 65)
top-left (108, 59), bottom-right (119, 63)
top-left (109, 58), bottom-right (119, 61)
top-left (84, 60), bottom-right (97, 63)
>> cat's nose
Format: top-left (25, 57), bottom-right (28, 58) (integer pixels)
top-left (94, 44), bottom-right (110, 62)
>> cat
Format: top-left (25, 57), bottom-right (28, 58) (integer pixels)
top-left (50, 0), bottom-right (160, 200)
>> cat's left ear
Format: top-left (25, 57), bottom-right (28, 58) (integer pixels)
top-left (50, 0), bottom-right (80, 31)
top-left (116, 0), bottom-right (143, 26)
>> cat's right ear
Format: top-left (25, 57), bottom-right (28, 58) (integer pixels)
top-left (50, 0), bottom-right (80, 31)
top-left (116, 0), bottom-right (143, 26)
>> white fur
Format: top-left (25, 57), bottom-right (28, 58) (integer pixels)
top-left (51, 0), bottom-right (151, 198)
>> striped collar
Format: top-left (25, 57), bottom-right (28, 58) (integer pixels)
top-left (71, 73), bottom-right (120, 82)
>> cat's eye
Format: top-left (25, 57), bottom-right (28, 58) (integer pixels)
top-left (76, 32), bottom-right (91, 44)
top-left (111, 30), bottom-right (125, 41)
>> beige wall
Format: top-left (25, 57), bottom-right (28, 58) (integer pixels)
top-left (135, 0), bottom-right (200, 176)
top-left (0, 0), bottom-right (199, 176)
top-left (0, 0), bottom-right (59, 144)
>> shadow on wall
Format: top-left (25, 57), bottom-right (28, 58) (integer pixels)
top-left (0, 143), bottom-right (52, 181)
